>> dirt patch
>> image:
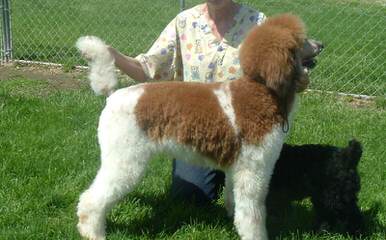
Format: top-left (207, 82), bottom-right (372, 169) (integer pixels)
top-left (304, 89), bottom-right (379, 110)
top-left (367, 0), bottom-right (386, 5)
top-left (345, 96), bottom-right (375, 109)
top-left (0, 63), bottom-right (88, 92)
top-left (0, 63), bottom-right (135, 97)
top-left (335, 0), bottom-right (386, 5)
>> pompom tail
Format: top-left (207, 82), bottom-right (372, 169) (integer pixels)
top-left (76, 36), bottom-right (117, 96)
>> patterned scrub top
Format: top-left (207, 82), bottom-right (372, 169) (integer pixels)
top-left (136, 4), bottom-right (266, 82)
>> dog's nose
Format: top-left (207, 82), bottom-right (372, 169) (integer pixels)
top-left (302, 39), bottom-right (324, 59)
top-left (314, 40), bottom-right (324, 54)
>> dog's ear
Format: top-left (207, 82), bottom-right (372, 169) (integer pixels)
top-left (240, 14), bottom-right (306, 97)
top-left (343, 139), bottom-right (362, 168)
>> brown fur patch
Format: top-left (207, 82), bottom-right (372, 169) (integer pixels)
top-left (230, 78), bottom-right (283, 144)
top-left (135, 82), bottom-right (241, 166)
top-left (135, 14), bottom-right (308, 164)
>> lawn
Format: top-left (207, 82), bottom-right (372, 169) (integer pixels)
top-left (9, 0), bottom-right (386, 96)
top-left (0, 66), bottom-right (385, 239)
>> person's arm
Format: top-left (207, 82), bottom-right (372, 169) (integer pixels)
top-left (110, 17), bottom-right (181, 83)
top-left (108, 47), bottom-right (147, 82)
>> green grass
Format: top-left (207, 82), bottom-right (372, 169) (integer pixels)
top-left (0, 73), bottom-right (385, 239)
top-left (10, 0), bottom-right (386, 96)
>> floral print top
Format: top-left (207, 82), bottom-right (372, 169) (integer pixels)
top-left (136, 4), bottom-right (266, 82)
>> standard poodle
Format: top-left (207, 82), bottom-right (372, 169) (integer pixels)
top-left (268, 139), bottom-right (364, 235)
top-left (75, 14), bottom-right (309, 240)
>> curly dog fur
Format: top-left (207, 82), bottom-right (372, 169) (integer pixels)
top-left (268, 139), bottom-right (364, 235)
top-left (76, 14), bottom-right (309, 240)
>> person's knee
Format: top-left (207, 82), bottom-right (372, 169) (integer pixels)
top-left (171, 160), bottom-right (225, 205)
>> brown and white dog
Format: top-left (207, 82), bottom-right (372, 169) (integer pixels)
top-left (76, 14), bottom-right (309, 240)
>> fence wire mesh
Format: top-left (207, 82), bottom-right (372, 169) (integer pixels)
top-left (3, 0), bottom-right (386, 96)
top-left (0, 5), bottom-right (3, 63)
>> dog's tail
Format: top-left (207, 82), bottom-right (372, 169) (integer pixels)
top-left (76, 36), bottom-right (117, 96)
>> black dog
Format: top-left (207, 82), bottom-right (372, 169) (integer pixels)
top-left (268, 140), bottom-right (364, 235)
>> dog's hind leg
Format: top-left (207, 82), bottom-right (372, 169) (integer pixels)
top-left (77, 92), bottom-right (152, 240)
top-left (77, 161), bottom-right (147, 240)
top-left (77, 139), bottom-right (151, 240)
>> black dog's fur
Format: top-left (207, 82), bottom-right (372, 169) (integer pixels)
top-left (268, 139), bottom-right (364, 235)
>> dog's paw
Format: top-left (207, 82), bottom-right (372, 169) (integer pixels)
top-left (77, 196), bottom-right (106, 240)
top-left (76, 36), bottom-right (109, 61)
top-left (77, 219), bottom-right (106, 240)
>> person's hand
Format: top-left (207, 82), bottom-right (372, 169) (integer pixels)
top-left (107, 45), bottom-right (117, 56)
top-left (301, 39), bottom-right (324, 69)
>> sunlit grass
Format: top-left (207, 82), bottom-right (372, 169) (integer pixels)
top-left (0, 76), bottom-right (385, 239)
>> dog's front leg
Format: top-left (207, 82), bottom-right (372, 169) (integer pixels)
top-left (232, 166), bottom-right (269, 240)
top-left (231, 141), bottom-right (283, 240)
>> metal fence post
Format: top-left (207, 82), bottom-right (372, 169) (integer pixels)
top-left (1, 0), bottom-right (12, 62)
top-left (179, 0), bottom-right (185, 12)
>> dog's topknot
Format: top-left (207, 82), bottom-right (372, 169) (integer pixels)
top-left (239, 14), bottom-right (306, 82)
top-left (264, 14), bottom-right (306, 45)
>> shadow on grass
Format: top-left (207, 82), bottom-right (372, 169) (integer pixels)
top-left (267, 200), bottom-right (385, 239)
top-left (106, 193), bottom-right (384, 239)
top-left (106, 192), bottom-right (233, 238)
top-left (361, 202), bottom-right (386, 238)
top-left (267, 200), bottom-right (314, 239)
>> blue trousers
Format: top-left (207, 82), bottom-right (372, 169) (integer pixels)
top-left (171, 159), bottom-right (225, 205)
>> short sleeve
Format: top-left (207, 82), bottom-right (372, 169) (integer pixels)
top-left (256, 11), bottom-right (266, 25)
top-left (135, 17), bottom-right (182, 81)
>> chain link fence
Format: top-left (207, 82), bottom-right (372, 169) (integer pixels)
top-left (1, 0), bottom-right (385, 96)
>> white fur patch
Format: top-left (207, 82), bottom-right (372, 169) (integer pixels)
top-left (76, 36), bottom-right (117, 96)
top-left (231, 125), bottom-right (285, 240)
top-left (98, 85), bottom-right (146, 162)
top-left (213, 82), bottom-right (239, 134)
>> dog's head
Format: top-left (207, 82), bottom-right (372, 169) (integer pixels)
top-left (314, 140), bottom-right (364, 235)
top-left (240, 14), bottom-right (309, 96)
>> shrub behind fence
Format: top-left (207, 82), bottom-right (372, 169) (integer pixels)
top-left (1, 0), bottom-right (385, 97)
